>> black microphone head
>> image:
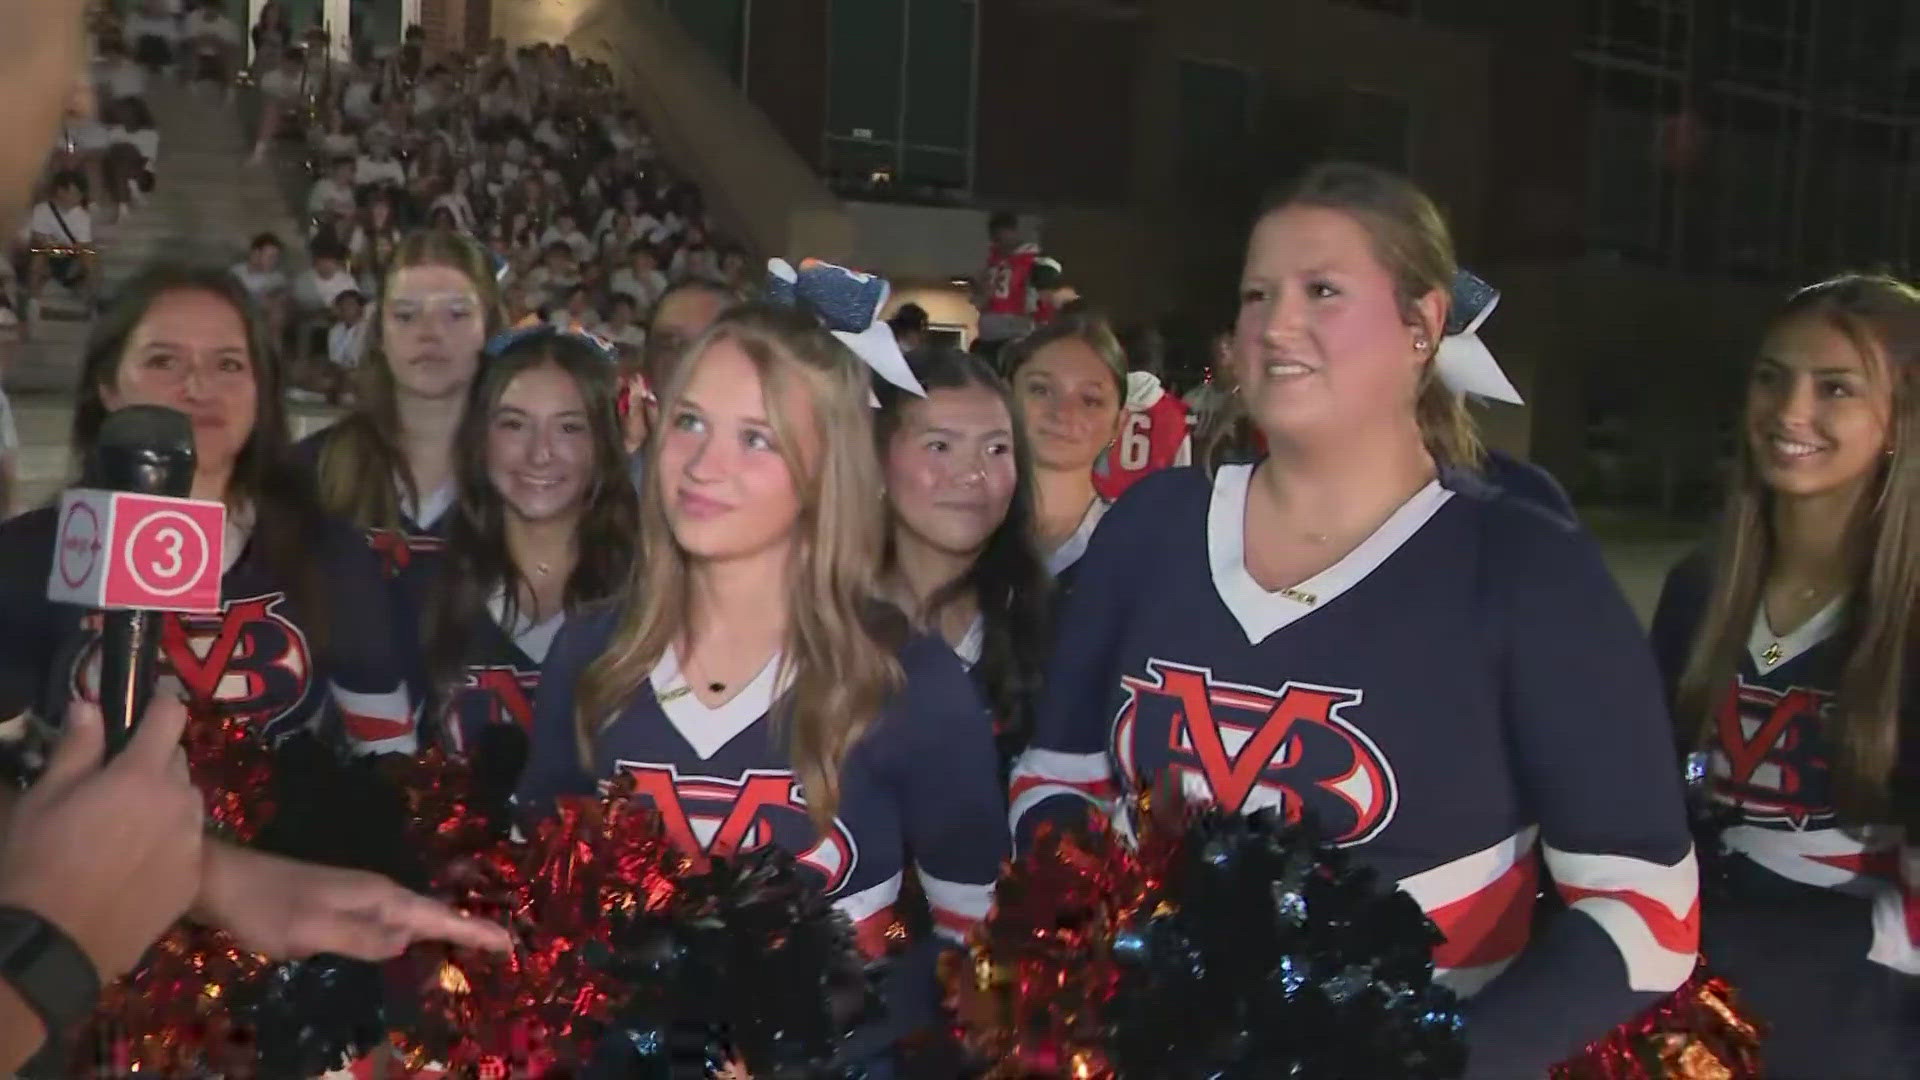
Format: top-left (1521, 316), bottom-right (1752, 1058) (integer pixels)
top-left (86, 405), bottom-right (197, 497)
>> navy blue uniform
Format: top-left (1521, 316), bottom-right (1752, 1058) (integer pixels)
top-left (0, 506), bottom-right (413, 754)
top-left (1011, 464), bottom-right (1698, 1077)
top-left (518, 607), bottom-right (1008, 1072)
top-left (1651, 552), bottom-right (1919, 1079)
top-left (1483, 448), bottom-right (1574, 524)
top-left (432, 598), bottom-right (556, 764)
top-left (518, 605), bottom-right (1007, 954)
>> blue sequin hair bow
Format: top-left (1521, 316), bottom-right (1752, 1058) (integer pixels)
top-left (765, 257), bottom-right (926, 402)
top-left (1436, 269), bottom-right (1521, 404)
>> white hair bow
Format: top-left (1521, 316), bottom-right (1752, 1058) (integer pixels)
top-left (765, 258), bottom-right (926, 404)
top-left (1436, 270), bottom-right (1522, 405)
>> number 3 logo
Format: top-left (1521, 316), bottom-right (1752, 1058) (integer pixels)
top-left (150, 527), bottom-right (185, 580)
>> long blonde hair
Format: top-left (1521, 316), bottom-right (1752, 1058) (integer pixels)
top-left (316, 230), bottom-right (505, 528)
top-left (576, 303), bottom-right (906, 829)
top-left (1676, 274), bottom-right (1920, 824)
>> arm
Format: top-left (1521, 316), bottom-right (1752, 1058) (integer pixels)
top-left (1008, 485), bottom-right (1155, 848)
top-left (1462, 514), bottom-right (1698, 1077)
top-left (895, 643), bottom-right (1009, 946)
top-left (321, 522), bottom-right (415, 755)
top-left (513, 607), bottom-right (609, 818)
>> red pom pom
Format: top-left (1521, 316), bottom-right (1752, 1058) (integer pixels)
top-left (1551, 964), bottom-right (1765, 1079)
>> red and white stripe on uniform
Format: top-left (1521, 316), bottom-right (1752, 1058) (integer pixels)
top-left (916, 867), bottom-right (995, 944)
top-left (1396, 826), bottom-right (1541, 997)
top-left (333, 682), bottom-right (415, 754)
top-left (1546, 842), bottom-right (1699, 992)
top-left (1008, 748), bottom-right (1117, 830)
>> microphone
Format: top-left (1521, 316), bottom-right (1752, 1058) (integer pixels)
top-left (87, 406), bottom-right (196, 755)
top-left (47, 406), bottom-right (224, 756)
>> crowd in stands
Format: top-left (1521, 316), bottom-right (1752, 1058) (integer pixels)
top-left (234, 23), bottom-right (753, 403)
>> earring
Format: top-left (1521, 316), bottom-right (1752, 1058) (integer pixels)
top-left (1413, 337), bottom-right (1429, 352)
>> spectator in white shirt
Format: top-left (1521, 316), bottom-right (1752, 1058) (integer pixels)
top-left (294, 239), bottom-right (356, 317)
top-left (340, 62), bottom-right (379, 123)
top-left (230, 232), bottom-right (289, 353)
top-left (354, 138), bottom-right (405, 192)
top-left (96, 40), bottom-right (149, 105)
top-left (23, 172), bottom-right (95, 301)
top-left (251, 48), bottom-right (308, 164)
top-left (549, 284), bottom-right (598, 334)
top-left (307, 156), bottom-right (358, 231)
top-left (603, 293), bottom-right (647, 353)
top-left (312, 110), bottom-right (359, 161)
top-left (182, 0), bottom-right (241, 92)
top-left (324, 288), bottom-right (369, 400)
top-left (537, 210), bottom-right (593, 264)
top-left (127, 0), bottom-right (182, 76)
top-left (608, 243), bottom-right (666, 312)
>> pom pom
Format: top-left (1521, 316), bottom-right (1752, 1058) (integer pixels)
top-left (946, 789), bottom-right (1467, 1079)
top-left (1551, 965), bottom-right (1764, 1079)
top-left (393, 769), bottom-right (881, 1078)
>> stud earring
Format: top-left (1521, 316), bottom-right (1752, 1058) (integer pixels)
top-left (1413, 338), bottom-right (1429, 352)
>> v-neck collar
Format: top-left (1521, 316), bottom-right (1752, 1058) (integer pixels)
top-left (1208, 463), bottom-right (1453, 644)
top-left (396, 477), bottom-right (456, 532)
top-left (486, 590), bottom-right (565, 664)
top-left (649, 645), bottom-right (788, 760)
top-left (1044, 498), bottom-right (1108, 577)
top-left (1747, 595), bottom-right (1844, 672)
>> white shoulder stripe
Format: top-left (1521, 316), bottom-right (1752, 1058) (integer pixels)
top-left (833, 870), bottom-right (902, 925)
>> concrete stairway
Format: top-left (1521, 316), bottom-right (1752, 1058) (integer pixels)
top-left (9, 80), bottom-right (309, 393)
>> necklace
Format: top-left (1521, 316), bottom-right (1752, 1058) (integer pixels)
top-left (1760, 583), bottom-right (1840, 667)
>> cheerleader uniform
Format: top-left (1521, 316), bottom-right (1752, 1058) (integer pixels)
top-left (0, 506), bottom-right (413, 755)
top-left (1011, 464), bottom-right (1699, 1077)
top-left (1651, 553), bottom-right (1920, 1079)
top-left (517, 605), bottom-right (1008, 1070)
top-left (1044, 496), bottom-right (1107, 594)
top-left (430, 591), bottom-right (561, 775)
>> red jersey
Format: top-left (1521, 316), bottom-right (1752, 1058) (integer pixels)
top-left (1094, 373), bottom-right (1193, 501)
top-left (983, 243), bottom-right (1039, 317)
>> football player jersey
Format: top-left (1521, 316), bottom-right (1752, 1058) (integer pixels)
top-left (1010, 464), bottom-right (1699, 1076)
top-left (517, 605), bottom-right (1007, 957)
top-left (981, 243), bottom-right (1038, 319)
top-left (1093, 373), bottom-right (1194, 502)
top-left (0, 506), bottom-right (413, 755)
top-left (1651, 553), bottom-right (1919, 1075)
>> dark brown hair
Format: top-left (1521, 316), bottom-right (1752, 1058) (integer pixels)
top-left (73, 263), bottom-right (330, 645)
top-left (424, 330), bottom-right (638, 720)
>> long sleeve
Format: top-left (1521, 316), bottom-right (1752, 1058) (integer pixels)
top-left (1462, 508), bottom-right (1699, 1076)
top-left (889, 638), bottom-right (1009, 945)
top-left (322, 520), bottom-right (416, 756)
top-left (512, 605), bottom-right (612, 818)
top-left (1647, 548), bottom-right (1710, 711)
top-left (1008, 481), bottom-right (1160, 847)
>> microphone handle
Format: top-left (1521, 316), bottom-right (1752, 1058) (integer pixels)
top-left (97, 609), bottom-right (162, 758)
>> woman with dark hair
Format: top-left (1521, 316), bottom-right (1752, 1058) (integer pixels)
top-left (876, 346), bottom-right (1050, 773)
top-left (1651, 275), bottom-right (1920, 1077)
top-left (422, 329), bottom-right (638, 777)
top-left (0, 263), bottom-right (413, 754)
top-left (1011, 162), bottom-right (1697, 1075)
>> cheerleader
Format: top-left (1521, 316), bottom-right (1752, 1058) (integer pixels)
top-left (1009, 162), bottom-right (1698, 1077)
top-left (1650, 275), bottom-right (1920, 1077)
top-left (422, 328), bottom-right (638, 777)
top-left (1004, 311), bottom-right (1127, 581)
top-left (518, 299), bottom-right (1007, 1069)
top-left (876, 345), bottom-right (1051, 774)
top-left (302, 229), bottom-right (505, 578)
top-left (0, 264), bottom-right (412, 755)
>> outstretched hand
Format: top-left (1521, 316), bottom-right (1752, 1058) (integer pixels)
top-left (197, 842), bottom-right (512, 961)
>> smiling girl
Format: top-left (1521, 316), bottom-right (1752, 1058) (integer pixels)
top-left (423, 330), bottom-right (637, 776)
top-left (876, 346), bottom-right (1050, 773)
top-left (1651, 276), bottom-right (1920, 1077)
top-left (518, 303), bottom-right (1006, 1072)
top-left (1011, 163), bottom-right (1698, 1075)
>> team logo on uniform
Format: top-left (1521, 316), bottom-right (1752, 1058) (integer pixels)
top-left (74, 593), bottom-right (312, 736)
top-left (1113, 660), bottom-right (1397, 845)
top-left (1714, 678), bottom-right (1835, 830)
top-left (614, 762), bottom-right (858, 892)
top-left (449, 665), bottom-right (541, 739)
